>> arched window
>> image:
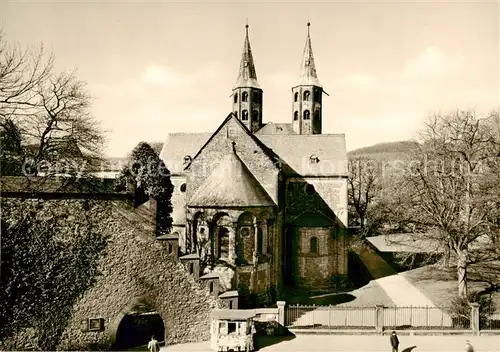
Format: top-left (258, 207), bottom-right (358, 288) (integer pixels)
top-left (242, 110), bottom-right (248, 121)
top-left (303, 90), bottom-right (310, 101)
top-left (252, 91), bottom-right (260, 103)
top-left (314, 89), bottom-right (321, 102)
top-left (180, 183), bottom-right (186, 193)
top-left (294, 111), bottom-right (299, 121)
top-left (252, 110), bottom-right (259, 122)
top-left (242, 91), bottom-right (248, 102)
top-left (183, 155), bottom-right (192, 165)
top-left (294, 92), bottom-right (299, 102)
top-left (303, 110), bottom-right (310, 120)
top-left (234, 93), bottom-right (238, 103)
top-left (310, 237), bottom-right (318, 254)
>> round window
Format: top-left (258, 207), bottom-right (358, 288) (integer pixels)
top-left (180, 183), bottom-right (187, 192)
top-left (240, 227), bottom-right (250, 237)
top-left (305, 184), bottom-right (316, 195)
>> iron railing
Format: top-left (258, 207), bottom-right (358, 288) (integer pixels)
top-left (286, 305), bottom-right (376, 329)
top-left (285, 305), bottom-right (472, 330)
top-left (482, 307), bottom-right (500, 330)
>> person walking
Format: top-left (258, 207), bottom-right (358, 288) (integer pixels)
top-left (465, 340), bottom-right (475, 352)
top-left (390, 331), bottom-right (399, 352)
top-left (148, 335), bottom-right (160, 352)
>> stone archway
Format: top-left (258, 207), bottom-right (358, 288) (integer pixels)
top-left (109, 297), bottom-right (167, 350)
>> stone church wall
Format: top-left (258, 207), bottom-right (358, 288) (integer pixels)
top-left (1, 198), bottom-right (216, 351)
top-left (186, 117), bottom-right (279, 206)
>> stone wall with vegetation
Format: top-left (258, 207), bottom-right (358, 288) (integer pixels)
top-left (0, 198), bottom-right (216, 351)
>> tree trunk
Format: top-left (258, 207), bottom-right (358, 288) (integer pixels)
top-left (441, 242), bottom-right (450, 269)
top-left (457, 249), bottom-right (468, 298)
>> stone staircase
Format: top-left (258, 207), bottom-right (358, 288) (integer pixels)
top-left (117, 199), bottom-right (239, 309)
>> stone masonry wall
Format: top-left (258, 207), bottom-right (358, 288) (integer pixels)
top-left (2, 198), bottom-right (216, 350)
top-left (186, 116), bottom-right (279, 205)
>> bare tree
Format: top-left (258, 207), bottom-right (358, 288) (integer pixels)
top-left (394, 110), bottom-right (500, 297)
top-left (0, 33), bottom-right (104, 176)
top-left (348, 156), bottom-right (380, 230)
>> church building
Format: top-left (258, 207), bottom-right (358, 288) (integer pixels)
top-left (159, 24), bottom-right (348, 304)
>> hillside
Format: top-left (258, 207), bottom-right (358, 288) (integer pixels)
top-left (348, 140), bottom-right (418, 160)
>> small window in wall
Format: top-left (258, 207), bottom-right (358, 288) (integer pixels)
top-left (188, 262), bottom-right (194, 274)
top-left (294, 92), bottom-right (299, 102)
top-left (314, 89), bottom-right (321, 102)
top-left (242, 92), bottom-right (248, 102)
top-left (242, 110), bottom-right (249, 121)
top-left (234, 93), bottom-right (238, 103)
top-left (294, 111), bottom-right (299, 121)
top-left (209, 281), bottom-right (214, 293)
top-left (180, 183), bottom-right (186, 193)
top-left (310, 237), bottom-right (318, 254)
top-left (228, 322), bottom-right (237, 334)
top-left (303, 110), bottom-right (310, 120)
top-left (183, 155), bottom-right (192, 165)
top-left (234, 111), bottom-right (238, 118)
top-left (229, 300), bottom-right (233, 309)
top-left (303, 90), bottom-right (310, 101)
top-left (252, 91), bottom-right (260, 103)
top-left (305, 184), bottom-right (315, 195)
top-left (167, 243), bottom-right (172, 254)
top-left (252, 110), bottom-right (259, 122)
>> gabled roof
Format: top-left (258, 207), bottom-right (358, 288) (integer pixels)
top-left (234, 25), bottom-right (260, 90)
top-left (256, 123), bottom-right (296, 135)
top-left (188, 149), bottom-right (275, 208)
top-left (295, 23), bottom-right (322, 88)
top-left (258, 134), bottom-right (347, 176)
top-left (185, 113), bottom-right (280, 172)
top-left (159, 133), bottom-right (212, 175)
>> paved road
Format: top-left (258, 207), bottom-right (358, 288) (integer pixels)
top-left (162, 334), bottom-right (500, 352)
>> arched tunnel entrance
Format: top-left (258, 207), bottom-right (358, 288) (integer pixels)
top-left (114, 300), bottom-right (165, 350)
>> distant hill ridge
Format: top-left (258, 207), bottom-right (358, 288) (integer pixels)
top-left (348, 141), bottom-right (418, 158)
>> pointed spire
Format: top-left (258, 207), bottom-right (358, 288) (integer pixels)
top-left (298, 22), bottom-right (322, 87)
top-left (234, 23), bottom-right (260, 89)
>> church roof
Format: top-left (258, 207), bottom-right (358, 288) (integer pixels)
top-left (258, 134), bottom-right (347, 176)
top-left (159, 132), bottom-right (212, 175)
top-left (295, 23), bottom-right (322, 88)
top-left (188, 148), bottom-right (275, 208)
top-left (256, 123), bottom-right (296, 135)
top-left (234, 25), bottom-right (260, 90)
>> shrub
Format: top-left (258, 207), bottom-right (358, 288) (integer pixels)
top-left (449, 291), bottom-right (495, 328)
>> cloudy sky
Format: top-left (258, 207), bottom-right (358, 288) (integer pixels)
top-left (2, 1), bottom-right (499, 157)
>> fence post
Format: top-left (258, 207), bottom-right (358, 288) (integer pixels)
top-left (470, 303), bottom-right (480, 335)
top-left (277, 301), bottom-right (286, 326)
top-left (375, 305), bottom-right (384, 334)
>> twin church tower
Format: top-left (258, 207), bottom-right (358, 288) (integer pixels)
top-left (231, 23), bottom-right (324, 135)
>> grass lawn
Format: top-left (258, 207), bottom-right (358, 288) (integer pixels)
top-left (402, 263), bottom-right (500, 309)
top-left (337, 280), bottom-right (395, 307)
top-left (281, 280), bottom-right (395, 307)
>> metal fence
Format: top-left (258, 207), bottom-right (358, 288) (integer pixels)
top-left (482, 307), bottom-right (500, 330)
top-left (286, 305), bottom-right (376, 329)
top-left (382, 306), bottom-right (468, 330)
top-left (285, 305), bottom-right (472, 330)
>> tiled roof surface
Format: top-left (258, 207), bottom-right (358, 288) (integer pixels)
top-left (258, 134), bottom-right (347, 176)
top-left (188, 151), bottom-right (275, 208)
top-left (255, 123), bottom-right (296, 135)
top-left (159, 133), bottom-right (212, 175)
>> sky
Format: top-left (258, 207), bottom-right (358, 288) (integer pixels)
top-left (2, 0), bottom-right (499, 157)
